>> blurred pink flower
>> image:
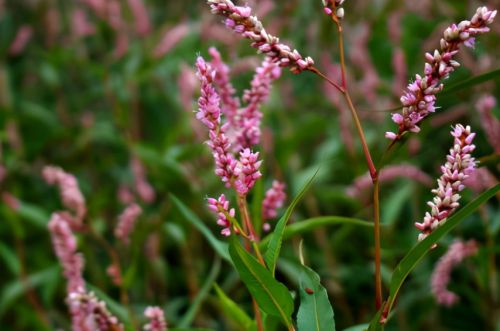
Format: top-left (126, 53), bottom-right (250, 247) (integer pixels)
top-left (143, 306), bottom-right (168, 331)
top-left (131, 157), bottom-right (156, 204)
top-left (348, 23), bottom-right (379, 103)
top-left (81, 0), bottom-right (106, 17)
top-left (431, 239), bottom-right (478, 306)
top-left (321, 55), bottom-right (355, 156)
top-left (8, 25), bottom-right (33, 56)
top-left (48, 213), bottom-right (85, 295)
top-left (347, 164), bottom-right (433, 198)
top-left (391, 48), bottom-right (407, 96)
top-left (127, 0), bottom-right (151, 36)
top-left (2, 192), bottom-right (19, 211)
top-left (236, 56), bottom-right (281, 149)
top-left (476, 95), bottom-right (499, 153)
top-left (262, 180), bottom-right (286, 231)
top-left (72, 9), bottom-right (96, 38)
top-left (43, 166), bottom-right (87, 225)
top-left (463, 167), bottom-right (498, 193)
top-left (178, 63), bottom-right (198, 112)
top-left (114, 203), bottom-right (142, 245)
top-left (45, 8), bottom-right (61, 46)
top-left (106, 263), bottom-right (123, 286)
top-left (153, 23), bottom-right (190, 58)
top-left (117, 184), bottom-right (135, 205)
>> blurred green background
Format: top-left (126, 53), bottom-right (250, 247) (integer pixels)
top-left (0, 0), bottom-right (498, 330)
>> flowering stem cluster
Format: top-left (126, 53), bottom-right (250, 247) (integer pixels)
top-left (202, 0), bottom-right (492, 326)
top-left (415, 124), bottom-right (477, 241)
top-left (207, 0), bottom-right (314, 74)
top-left (386, 7), bottom-right (497, 140)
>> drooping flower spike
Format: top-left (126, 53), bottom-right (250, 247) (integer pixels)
top-left (414, 124), bottom-right (477, 241)
top-left (114, 203), bottom-right (143, 245)
top-left (43, 166), bottom-right (87, 225)
top-left (386, 7), bottom-right (496, 140)
top-left (431, 239), bottom-right (478, 306)
top-left (207, 0), bottom-right (314, 73)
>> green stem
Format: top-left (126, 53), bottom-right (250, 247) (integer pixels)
top-left (314, 15), bottom-right (382, 310)
top-left (236, 195), bottom-right (266, 329)
top-left (373, 178), bottom-right (382, 309)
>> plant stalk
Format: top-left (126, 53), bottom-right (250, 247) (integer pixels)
top-left (314, 14), bottom-right (382, 309)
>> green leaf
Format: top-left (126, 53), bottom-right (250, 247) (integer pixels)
top-left (342, 324), bottom-right (369, 331)
top-left (297, 265), bottom-right (336, 331)
top-left (177, 258), bottom-right (221, 328)
top-left (170, 194), bottom-right (230, 262)
top-left (368, 184), bottom-right (499, 329)
top-left (441, 68), bottom-right (500, 95)
top-left (17, 200), bottom-right (50, 229)
top-left (0, 266), bottom-right (59, 317)
top-left (264, 169), bottom-right (318, 276)
top-left (213, 284), bottom-right (254, 330)
top-left (169, 329), bottom-right (215, 331)
top-left (262, 216), bottom-right (372, 245)
top-left (0, 242), bottom-right (20, 275)
top-left (229, 238), bottom-right (294, 329)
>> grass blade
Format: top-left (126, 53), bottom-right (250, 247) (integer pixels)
top-left (264, 169), bottom-right (318, 276)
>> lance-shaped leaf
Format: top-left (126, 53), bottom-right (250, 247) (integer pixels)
top-left (213, 284), bottom-right (254, 330)
top-left (264, 170), bottom-right (318, 275)
top-left (368, 184), bottom-right (499, 330)
top-left (170, 194), bottom-right (230, 262)
top-left (229, 238), bottom-right (294, 329)
top-left (297, 265), bottom-right (336, 331)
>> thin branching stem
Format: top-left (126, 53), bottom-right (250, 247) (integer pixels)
top-left (316, 12), bottom-right (383, 309)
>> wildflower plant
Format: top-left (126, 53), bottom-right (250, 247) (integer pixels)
top-left (191, 1), bottom-right (498, 330)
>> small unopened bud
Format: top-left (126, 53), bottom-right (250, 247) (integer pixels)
top-left (336, 7), bottom-right (344, 19)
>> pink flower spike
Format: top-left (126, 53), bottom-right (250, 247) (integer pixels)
top-left (431, 240), bottom-right (478, 306)
top-left (196, 56), bottom-right (238, 186)
top-left (43, 166), bottom-right (86, 226)
top-left (114, 203), bottom-right (143, 245)
top-left (415, 125), bottom-right (477, 242)
top-left (207, 194), bottom-right (235, 236)
top-left (208, 47), bottom-right (240, 126)
top-left (207, 0), bottom-right (314, 73)
top-left (48, 213), bottom-right (85, 295)
top-left (235, 56), bottom-right (281, 149)
top-left (68, 289), bottom-right (125, 331)
top-left (388, 7), bottom-right (496, 140)
top-left (143, 306), bottom-right (168, 331)
top-left (262, 180), bottom-right (286, 222)
top-left (234, 148), bottom-right (262, 195)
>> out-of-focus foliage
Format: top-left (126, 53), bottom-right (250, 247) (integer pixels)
top-left (0, 0), bottom-right (498, 330)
